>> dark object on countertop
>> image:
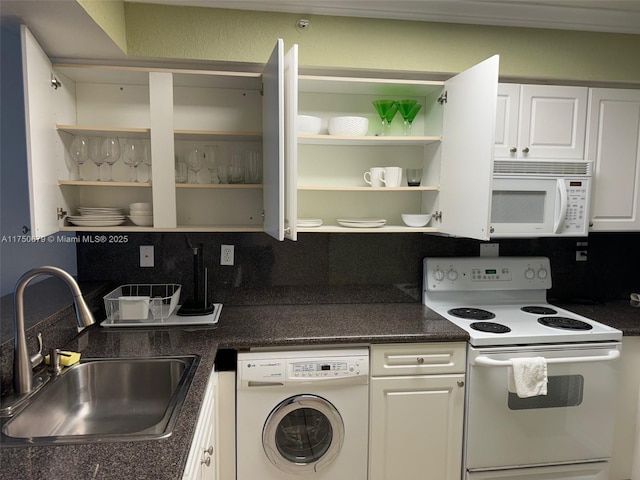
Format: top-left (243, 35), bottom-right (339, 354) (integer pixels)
top-left (177, 236), bottom-right (214, 316)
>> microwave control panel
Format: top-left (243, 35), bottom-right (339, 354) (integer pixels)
top-left (560, 181), bottom-right (588, 233)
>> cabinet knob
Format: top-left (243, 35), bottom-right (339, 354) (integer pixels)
top-left (457, 380), bottom-right (465, 387)
top-left (509, 147), bottom-right (517, 153)
top-left (417, 357), bottom-right (424, 365)
top-left (204, 446), bottom-right (214, 456)
top-left (201, 457), bottom-right (211, 467)
top-left (522, 147), bottom-right (530, 153)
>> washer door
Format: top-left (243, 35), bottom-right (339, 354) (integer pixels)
top-left (262, 394), bottom-right (345, 474)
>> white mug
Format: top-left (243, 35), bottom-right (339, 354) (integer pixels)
top-left (364, 167), bottom-right (385, 187)
top-left (381, 167), bottom-right (402, 187)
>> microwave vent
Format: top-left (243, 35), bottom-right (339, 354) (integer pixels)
top-left (493, 160), bottom-right (592, 176)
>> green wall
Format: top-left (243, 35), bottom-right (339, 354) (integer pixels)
top-left (87, 2), bottom-right (640, 84)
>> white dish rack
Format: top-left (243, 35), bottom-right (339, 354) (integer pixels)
top-left (104, 284), bottom-right (181, 322)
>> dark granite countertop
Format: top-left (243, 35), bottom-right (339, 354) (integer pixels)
top-left (555, 298), bottom-right (640, 336)
top-left (0, 301), bottom-right (467, 480)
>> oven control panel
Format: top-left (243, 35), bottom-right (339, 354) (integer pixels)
top-left (424, 256), bottom-right (552, 291)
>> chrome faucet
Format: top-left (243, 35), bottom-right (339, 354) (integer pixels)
top-left (13, 266), bottom-right (95, 395)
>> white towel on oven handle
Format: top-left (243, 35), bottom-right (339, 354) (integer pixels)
top-left (507, 357), bottom-right (548, 398)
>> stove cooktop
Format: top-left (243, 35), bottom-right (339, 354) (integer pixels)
top-left (423, 257), bottom-right (622, 346)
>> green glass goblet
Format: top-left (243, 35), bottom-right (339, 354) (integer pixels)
top-left (373, 100), bottom-right (397, 136)
top-left (405, 103), bottom-right (422, 136)
top-left (397, 100), bottom-right (418, 136)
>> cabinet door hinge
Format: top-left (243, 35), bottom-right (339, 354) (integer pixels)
top-left (433, 211), bottom-right (443, 222)
top-left (437, 91), bottom-right (447, 104)
top-left (50, 73), bottom-right (61, 90)
top-left (57, 207), bottom-right (67, 220)
top-left (260, 83), bottom-right (264, 96)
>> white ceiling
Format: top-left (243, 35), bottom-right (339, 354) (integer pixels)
top-left (133, 0), bottom-right (640, 35)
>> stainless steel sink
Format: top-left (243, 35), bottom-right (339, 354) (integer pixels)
top-left (1, 356), bottom-right (199, 446)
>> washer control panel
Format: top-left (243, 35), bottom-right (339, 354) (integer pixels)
top-left (290, 359), bottom-right (364, 378)
top-left (238, 349), bottom-right (369, 387)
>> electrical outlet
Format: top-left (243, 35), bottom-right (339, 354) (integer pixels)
top-left (221, 244), bottom-right (234, 266)
top-left (576, 241), bottom-right (588, 262)
top-left (480, 243), bottom-right (499, 257)
top-left (140, 246), bottom-right (154, 267)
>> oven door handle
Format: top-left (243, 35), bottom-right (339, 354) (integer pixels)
top-left (473, 349), bottom-right (620, 367)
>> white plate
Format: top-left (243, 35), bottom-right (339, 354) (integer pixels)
top-left (337, 218), bottom-right (386, 228)
top-left (67, 218), bottom-right (127, 227)
top-left (68, 215), bottom-right (125, 221)
top-left (78, 207), bottom-right (123, 213)
top-left (297, 218), bottom-right (323, 227)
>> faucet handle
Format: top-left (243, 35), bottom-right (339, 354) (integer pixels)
top-left (29, 332), bottom-right (44, 368)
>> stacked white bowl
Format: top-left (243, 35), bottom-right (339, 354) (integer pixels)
top-left (129, 202), bottom-right (153, 226)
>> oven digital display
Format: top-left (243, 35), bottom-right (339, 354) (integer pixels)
top-left (485, 269), bottom-right (497, 275)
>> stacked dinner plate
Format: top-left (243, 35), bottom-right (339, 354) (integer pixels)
top-left (297, 218), bottom-right (323, 228)
top-left (67, 207), bottom-right (126, 227)
top-left (337, 217), bottom-right (386, 228)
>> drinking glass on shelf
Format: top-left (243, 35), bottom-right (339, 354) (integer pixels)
top-left (373, 100), bottom-right (397, 136)
top-left (245, 150), bottom-right (262, 184)
top-left (121, 139), bottom-right (142, 182)
top-left (217, 158), bottom-right (230, 184)
top-left (68, 135), bottom-right (90, 180)
top-left (186, 148), bottom-right (203, 184)
top-left (204, 145), bottom-right (219, 184)
top-left (229, 152), bottom-right (245, 184)
top-left (89, 137), bottom-right (104, 181)
top-left (175, 156), bottom-right (187, 183)
top-left (142, 140), bottom-right (152, 182)
top-left (101, 137), bottom-right (121, 181)
top-left (396, 100), bottom-right (419, 136)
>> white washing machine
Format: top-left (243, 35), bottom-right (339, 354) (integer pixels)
top-left (236, 348), bottom-right (369, 480)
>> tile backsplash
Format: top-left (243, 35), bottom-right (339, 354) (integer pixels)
top-left (76, 232), bottom-right (640, 306)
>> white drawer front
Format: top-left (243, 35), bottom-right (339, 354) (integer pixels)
top-left (371, 343), bottom-right (466, 376)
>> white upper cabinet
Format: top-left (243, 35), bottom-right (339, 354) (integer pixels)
top-left (495, 84), bottom-right (588, 161)
top-left (587, 88), bottom-right (640, 231)
top-left (286, 47), bottom-right (499, 241)
top-left (21, 26), bottom-right (285, 239)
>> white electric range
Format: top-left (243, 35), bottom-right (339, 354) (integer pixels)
top-left (423, 256), bottom-right (622, 480)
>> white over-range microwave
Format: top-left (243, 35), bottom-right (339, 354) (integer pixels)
top-left (490, 160), bottom-right (591, 238)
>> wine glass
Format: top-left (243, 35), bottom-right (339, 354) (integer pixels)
top-left (142, 141), bottom-right (152, 182)
top-left (373, 100), bottom-right (397, 136)
top-left (396, 100), bottom-right (418, 136)
top-left (204, 145), bottom-right (219, 184)
top-left (101, 137), bottom-right (121, 181)
top-left (404, 103), bottom-right (422, 136)
top-left (121, 139), bottom-right (142, 182)
top-left (69, 135), bottom-right (89, 180)
top-left (88, 137), bottom-right (104, 180)
top-left (186, 148), bottom-right (203, 184)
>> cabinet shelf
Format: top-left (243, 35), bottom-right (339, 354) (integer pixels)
top-left (298, 134), bottom-right (440, 146)
top-left (59, 180), bottom-right (152, 187)
top-left (298, 225), bottom-right (438, 233)
top-left (176, 183), bottom-right (262, 189)
top-left (57, 125), bottom-right (150, 138)
top-left (174, 129), bottom-right (262, 142)
top-left (61, 224), bottom-right (264, 233)
top-left (298, 185), bottom-right (439, 191)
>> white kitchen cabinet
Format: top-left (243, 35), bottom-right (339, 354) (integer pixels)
top-left (21, 26), bottom-right (285, 237)
top-left (369, 343), bottom-right (466, 480)
top-left (283, 48), bottom-right (499, 241)
top-left (184, 369), bottom-right (217, 480)
top-left (587, 88), bottom-right (640, 231)
top-left (494, 83), bottom-right (588, 161)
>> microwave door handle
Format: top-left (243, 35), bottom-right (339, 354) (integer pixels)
top-left (553, 178), bottom-right (569, 233)
top-left (473, 349), bottom-right (620, 367)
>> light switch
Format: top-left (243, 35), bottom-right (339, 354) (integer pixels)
top-left (140, 245), bottom-right (154, 267)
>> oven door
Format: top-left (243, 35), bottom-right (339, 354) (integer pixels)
top-left (466, 461), bottom-right (609, 480)
top-left (465, 342), bottom-right (621, 471)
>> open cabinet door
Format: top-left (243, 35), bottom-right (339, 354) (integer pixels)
top-left (21, 26), bottom-right (70, 237)
top-left (283, 44), bottom-right (298, 241)
top-left (438, 55), bottom-right (499, 241)
top-left (262, 39), bottom-right (285, 240)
